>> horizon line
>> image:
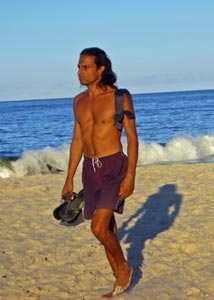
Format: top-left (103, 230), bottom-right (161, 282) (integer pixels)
top-left (0, 88), bottom-right (214, 103)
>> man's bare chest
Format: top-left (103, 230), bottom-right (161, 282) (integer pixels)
top-left (76, 98), bottom-right (115, 125)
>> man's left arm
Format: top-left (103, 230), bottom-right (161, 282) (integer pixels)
top-left (119, 92), bottom-right (138, 199)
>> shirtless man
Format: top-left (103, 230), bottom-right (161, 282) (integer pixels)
top-left (62, 47), bottom-right (138, 297)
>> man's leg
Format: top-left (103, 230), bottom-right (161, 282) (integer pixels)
top-left (105, 214), bottom-right (118, 277)
top-left (91, 208), bottom-right (132, 297)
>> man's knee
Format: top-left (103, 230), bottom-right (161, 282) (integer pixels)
top-left (91, 209), bottom-right (114, 241)
top-left (91, 215), bottom-right (111, 242)
top-left (91, 220), bottom-right (107, 241)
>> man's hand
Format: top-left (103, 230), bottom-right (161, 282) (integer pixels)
top-left (119, 174), bottom-right (135, 200)
top-left (61, 179), bottom-right (75, 201)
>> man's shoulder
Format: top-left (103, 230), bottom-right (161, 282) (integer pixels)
top-left (74, 91), bottom-right (88, 102)
top-left (115, 88), bottom-right (131, 96)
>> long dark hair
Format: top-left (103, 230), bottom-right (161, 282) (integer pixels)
top-left (80, 47), bottom-right (117, 88)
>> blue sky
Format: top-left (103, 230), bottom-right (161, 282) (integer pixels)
top-left (1, 0), bottom-right (214, 100)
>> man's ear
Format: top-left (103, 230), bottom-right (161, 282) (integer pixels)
top-left (99, 65), bottom-right (105, 74)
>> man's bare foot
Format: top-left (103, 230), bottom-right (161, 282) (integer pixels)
top-left (102, 262), bottom-right (133, 298)
top-left (102, 292), bottom-right (114, 299)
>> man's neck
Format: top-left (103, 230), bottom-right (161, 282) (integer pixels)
top-left (87, 83), bottom-right (108, 97)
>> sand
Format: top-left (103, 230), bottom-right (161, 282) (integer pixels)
top-left (0, 163), bottom-right (214, 300)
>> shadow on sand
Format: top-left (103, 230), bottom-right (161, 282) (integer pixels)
top-left (119, 183), bottom-right (182, 288)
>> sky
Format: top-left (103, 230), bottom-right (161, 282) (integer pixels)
top-left (1, 0), bottom-right (214, 101)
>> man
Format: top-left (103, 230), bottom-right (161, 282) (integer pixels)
top-left (62, 47), bottom-right (138, 297)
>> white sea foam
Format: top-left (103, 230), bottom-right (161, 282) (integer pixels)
top-left (0, 145), bottom-right (70, 178)
top-left (0, 134), bottom-right (213, 178)
top-left (137, 134), bottom-right (214, 165)
top-left (0, 167), bottom-right (13, 179)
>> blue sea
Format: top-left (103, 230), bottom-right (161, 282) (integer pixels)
top-left (0, 89), bottom-right (214, 178)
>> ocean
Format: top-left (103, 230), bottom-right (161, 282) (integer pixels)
top-left (0, 89), bottom-right (214, 178)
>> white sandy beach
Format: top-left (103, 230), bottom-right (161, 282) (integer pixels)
top-left (0, 163), bottom-right (214, 300)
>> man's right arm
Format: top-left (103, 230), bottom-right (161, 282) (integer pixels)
top-left (62, 120), bottom-right (83, 199)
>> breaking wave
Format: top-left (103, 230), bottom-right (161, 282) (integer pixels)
top-left (0, 134), bottom-right (214, 178)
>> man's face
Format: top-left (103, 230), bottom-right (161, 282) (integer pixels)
top-left (77, 54), bottom-right (104, 87)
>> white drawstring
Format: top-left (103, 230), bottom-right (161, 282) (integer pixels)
top-left (92, 158), bottom-right (102, 172)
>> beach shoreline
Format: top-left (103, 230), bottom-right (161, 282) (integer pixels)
top-left (0, 163), bottom-right (214, 300)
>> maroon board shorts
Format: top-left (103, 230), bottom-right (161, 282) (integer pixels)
top-left (82, 152), bottom-right (128, 220)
